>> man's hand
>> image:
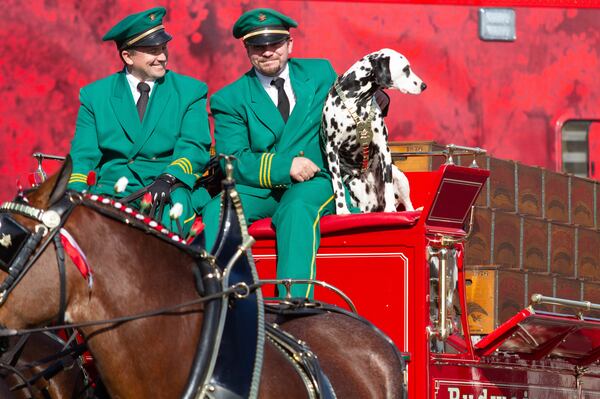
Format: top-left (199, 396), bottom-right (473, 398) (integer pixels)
top-left (147, 174), bottom-right (178, 203)
top-left (290, 157), bottom-right (320, 182)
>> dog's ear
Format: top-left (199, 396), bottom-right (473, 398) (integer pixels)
top-left (372, 56), bottom-right (393, 88)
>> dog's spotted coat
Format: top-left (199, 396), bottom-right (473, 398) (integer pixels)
top-left (322, 48), bottom-right (426, 214)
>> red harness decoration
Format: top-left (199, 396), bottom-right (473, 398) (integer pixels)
top-left (60, 228), bottom-right (93, 288)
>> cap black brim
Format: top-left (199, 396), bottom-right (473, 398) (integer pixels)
top-left (131, 30), bottom-right (173, 48)
top-left (244, 33), bottom-right (289, 46)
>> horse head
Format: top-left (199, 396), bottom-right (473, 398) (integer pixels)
top-left (0, 158), bottom-right (74, 329)
top-left (0, 159), bottom-right (211, 398)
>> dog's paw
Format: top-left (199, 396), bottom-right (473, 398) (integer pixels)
top-left (384, 205), bottom-right (397, 213)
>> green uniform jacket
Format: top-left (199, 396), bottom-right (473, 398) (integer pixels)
top-left (210, 58), bottom-right (337, 197)
top-left (68, 69), bottom-right (211, 207)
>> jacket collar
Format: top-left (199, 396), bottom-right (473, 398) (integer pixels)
top-left (247, 69), bottom-right (285, 136)
top-left (110, 70), bottom-right (141, 143)
top-left (110, 70), bottom-right (172, 158)
top-left (247, 60), bottom-right (315, 139)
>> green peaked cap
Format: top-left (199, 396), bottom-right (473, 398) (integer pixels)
top-left (233, 8), bottom-right (298, 46)
top-left (103, 7), bottom-right (172, 50)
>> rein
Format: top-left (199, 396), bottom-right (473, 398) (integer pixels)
top-left (333, 80), bottom-right (377, 172)
top-left (0, 277), bottom-right (357, 338)
top-left (0, 196), bottom-right (75, 324)
top-left (0, 282), bottom-right (253, 338)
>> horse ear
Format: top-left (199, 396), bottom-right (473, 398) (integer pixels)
top-left (372, 55), bottom-right (393, 88)
top-left (48, 155), bottom-right (73, 206)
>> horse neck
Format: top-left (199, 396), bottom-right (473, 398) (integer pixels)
top-left (63, 206), bottom-right (202, 398)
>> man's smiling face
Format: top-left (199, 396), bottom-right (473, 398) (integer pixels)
top-left (122, 44), bottom-right (169, 81)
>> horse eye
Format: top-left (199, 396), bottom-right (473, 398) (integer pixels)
top-left (402, 65), bottom-right (410, 77)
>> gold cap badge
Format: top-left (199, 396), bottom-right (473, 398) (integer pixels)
top-left (258, 13), bottom-right (267, 22)
top-left (149, 13), bottom-right (156, 21)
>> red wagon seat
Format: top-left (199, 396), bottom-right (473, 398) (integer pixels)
top-left (248, 210), bottom-right (422, 239)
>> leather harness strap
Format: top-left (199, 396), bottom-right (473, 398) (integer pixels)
top-left (333, 81), bottom-right (377, 173)
top-left (265, 323), bottom-right (337, 399)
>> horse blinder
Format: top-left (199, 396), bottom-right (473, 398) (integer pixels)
top-left (0, 214), bottom-right (31, 274)
top-left (0, 195), bottom-right (74, 308)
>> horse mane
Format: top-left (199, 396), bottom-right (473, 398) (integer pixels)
top-left (48, 156), bottom-right (72, 206)
top-left (80, 193), bottom-right (196, 252)
top-left (21, 158), bottom-right (203, 255)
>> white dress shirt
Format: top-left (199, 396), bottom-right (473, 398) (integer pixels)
top-left (125, 68), bottom-right (156, 103)
top-left (255, 64), bottom-right (296, 113)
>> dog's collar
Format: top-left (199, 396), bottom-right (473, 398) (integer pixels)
top-left (333, 81), bottom-right (377, 172)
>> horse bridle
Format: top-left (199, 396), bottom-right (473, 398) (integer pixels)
top-left (0, 194), bottom-right (76, 323)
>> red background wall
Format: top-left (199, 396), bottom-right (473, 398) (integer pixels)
top-left (1, 0), bottom-right (599, 201)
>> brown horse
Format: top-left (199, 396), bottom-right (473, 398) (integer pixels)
top-left (0, 161), bottom-right (404, 398)
top-left (1, 332), bottom-right (96, 398)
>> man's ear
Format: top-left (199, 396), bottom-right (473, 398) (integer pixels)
top-left (121, 50), bottom-right (134, 66)
top-left (287, 37), bottom-right (294, 54)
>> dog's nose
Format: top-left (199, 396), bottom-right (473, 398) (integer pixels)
top-left (420, 82), bottom-right (427, 91)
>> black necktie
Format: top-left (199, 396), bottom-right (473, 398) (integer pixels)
top-left (136, 82), bottom-right (151, 121)
top-left (271, 77), bottom-right (290, 123)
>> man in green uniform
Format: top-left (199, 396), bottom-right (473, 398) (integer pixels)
top-left (67, 7), bottom-right (211, 235)
top-left (202, 8), bottom-right (337, 298)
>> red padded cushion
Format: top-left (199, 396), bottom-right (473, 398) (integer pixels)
top-left (248, 211), bottom-right (421, 239)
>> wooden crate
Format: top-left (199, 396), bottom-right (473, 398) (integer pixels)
top-left (577, 227), bottom-right (600, 282)
top-left (549, 222), bottom-right (575, 277)
top-left (489, 158), bottom-right (516, 212)
top-left (526, 272), bottom-right (554, 313)
top-left (464, 207), bottom-right (492, 266)
top-left (516, 163), bottom-right (543, 217)
top-left (597, 181), bottom-right (600, 229)
top-left (583, 282), bottom-right (600, 319)
top-left (465, 268), bottom-right (496, 335)
top-left (465, 267), bottom-right (525, 334)
top-left (522, 217), bottom-right (548, 273)
top-left (571, 176), bottom-right (595, 228)
top-left (544, 171), bottom-right (569, 223)
top-left (492, 210), bottom-right (521, 269)
top-left (458, 154), bottom-right (489, 207)
top-left (497, 269), bottom-right (526, 325)
top-left (389, 141), bottom-right (446, 172)
top-left (555, 277), bottom-right (583, 316)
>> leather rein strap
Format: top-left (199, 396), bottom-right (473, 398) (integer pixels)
top-left (0, 196), bottom-right (75, 324)
top-left (333, 81), bottom-right (377, 173)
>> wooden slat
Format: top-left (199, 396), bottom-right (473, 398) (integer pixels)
top-left (550, 222), bottom-right (575, 277)
top-left (577, 227), bottom-right (600, 282)
top-left (489, 158), bottom-right (516, 212)
top-left (522, 217), bottom-right (548, 273)
top-left (571, 176), bottom-right (595, 227)
top-left (493, 210), bottom-right (521, 269)
top-left (526, 272), bottom-right (554, 312)
top-left (544, 171), bottom-right (569, 223)
top-left (517, 163), bottom-right (543, 217)
top-left (465, 207), bottom-right (492, 265)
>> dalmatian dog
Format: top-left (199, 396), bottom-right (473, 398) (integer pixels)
top-left (322, 48), bottom-right (426, 214)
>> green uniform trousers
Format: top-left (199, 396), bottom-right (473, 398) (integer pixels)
top-left (203, 174), bottom-right (335, 298)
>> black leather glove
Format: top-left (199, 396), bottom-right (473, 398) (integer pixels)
top-left (147, 174), bottom-right (178, 203)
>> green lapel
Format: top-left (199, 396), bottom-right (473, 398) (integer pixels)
top-left (110, 71), bottom-right (141, 143)
top-left (285, 62), bottom-right (315, 135)
top-left (128, 74), bottom-right (172, 158)
top-left (247, 70), bottom-right (285, 136)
